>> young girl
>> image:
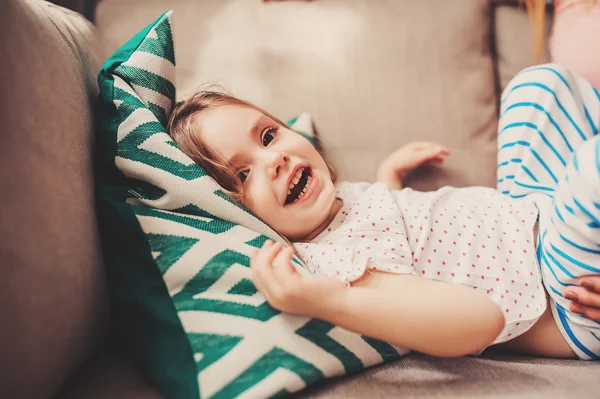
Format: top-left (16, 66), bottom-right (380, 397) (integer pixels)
top-left (525, 0), bottom-right (600, 88)
top-left (167, 65), bottom-right (600, 360)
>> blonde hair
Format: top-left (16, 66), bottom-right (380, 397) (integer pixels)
top-left (522, 0), bottom-right (548, 64)
top-left (167, 90), bottom-right (337, 207)
top-left (523, 0), bottom-right (597, 63)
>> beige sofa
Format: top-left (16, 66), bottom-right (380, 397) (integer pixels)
top-left (1, 0), bottom-right (599, 398)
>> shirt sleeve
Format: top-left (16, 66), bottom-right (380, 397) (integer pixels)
top-left (296, 242), bottom-right (368, 285)
top-left (295, 229), bottom-right (416, 286)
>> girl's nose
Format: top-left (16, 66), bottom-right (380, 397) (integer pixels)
top-left (268, 152), bottom-right (289, 179)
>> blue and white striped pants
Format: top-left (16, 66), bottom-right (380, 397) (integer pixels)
top-left (498, 64), bottom-right (600, 360)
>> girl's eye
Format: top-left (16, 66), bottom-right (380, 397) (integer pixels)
top-left (262, 127), bottom-right (277, 146)
top-left (238, 169), bottom-right (249, 182)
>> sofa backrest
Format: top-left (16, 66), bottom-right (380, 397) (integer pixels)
top-left (0, 1), bottom-right (108, 398)
top-left (94, 0), bottom-right (552, 193)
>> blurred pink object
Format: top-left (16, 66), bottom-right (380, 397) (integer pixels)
top-left (550, 0), bottom-right (600, 88)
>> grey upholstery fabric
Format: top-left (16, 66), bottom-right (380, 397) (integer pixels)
top-left (0, 1), bottom-right (108, 398)
top-left (56, 349), bottom-right (165, 399)
top-left (47, 0), bottom-right (91, 16)
top-left (294, 352), bottom-right (600, 398)
top-left (57, 350), bottom-right (600, 399)
top-left (494, 4), bottom-right (553, 94)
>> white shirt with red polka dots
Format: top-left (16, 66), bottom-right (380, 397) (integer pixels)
top-left (293, 182), bottom-right (547, 346)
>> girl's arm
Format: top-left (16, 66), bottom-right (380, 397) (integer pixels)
top-left (376, 142), bottom-right (450, 190)
top-left (326, 271), bottom-right (505, 358)
top-left (251, 241), bottom-right (505, 358)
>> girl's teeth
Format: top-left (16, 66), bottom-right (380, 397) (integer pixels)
top-left (287, 168), bottom-right (311, 202)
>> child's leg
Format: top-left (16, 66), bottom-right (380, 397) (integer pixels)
top-left (540, 136), bottom-right (600, 360)
top-left (497, 63), bottom-right (600, 198)
top-left (496, 63), bottom-right (600, 359)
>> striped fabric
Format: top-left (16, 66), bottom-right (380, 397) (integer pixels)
top-left (498, 63), bottom-right (600, 360)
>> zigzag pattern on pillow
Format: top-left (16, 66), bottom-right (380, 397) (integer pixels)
top-left (98, 11), bottom-right (406, 398)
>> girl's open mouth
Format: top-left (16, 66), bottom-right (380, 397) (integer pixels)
top-left (285, 167), bottom-right (313, 205)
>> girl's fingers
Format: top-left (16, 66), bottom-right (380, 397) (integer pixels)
top-left (272, 247), bottom-right (302, 292)
top-left (250, 247), bottom-right (266, 293)
top-left (275, 246), bottom-right (294, 264)
top-left (433, 147), bottom-right (450, 157)
top-left (261, 240), bottom-right (274, 252)
top-left (273, 247), bottom-right (297, 274)
top-left (579, 290), bottom-right (600, 309)
top-left (412, 142), bottom-right (448, 152)
top-left (570, 302), bottom-right (600, 321)
top-left (251, 241), bottom-right (283, 297)
top-left (418, 151), bottom-right (448, 166)
top-left (426, 155), bottom-right (446, 164)
top-left (249, 244), bottom-right (263, 271)
top-left (252, 240), bottom-right (282, 283)
top-left (566, 286), bottom-right (600, 309)
top-left (427, 146), bottom-right (449, 158)
top-left (251, 241), bottom-right (270, 268)
top-left (581, 276), bottom-right (600, 293)
top-left (565, 276), bottom-right (600, 309)
top-left (565, 277), bottom-right (600, 321)
top-left (257, 240), bottom-right (282, 266)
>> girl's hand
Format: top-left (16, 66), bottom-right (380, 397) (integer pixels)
top-left (565, 276), bottom-right (600, 321)
top-left (250, 240), bottom-right (347, 318)
top-left (377, 141), bottom-right (451, 190)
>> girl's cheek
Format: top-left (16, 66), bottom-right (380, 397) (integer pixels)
top-left (241, 190), bottom-right (257, 212)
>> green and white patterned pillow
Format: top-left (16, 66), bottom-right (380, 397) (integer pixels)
top-left (96, 11), bottom-right (407, 399)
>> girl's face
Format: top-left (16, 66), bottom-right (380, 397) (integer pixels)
top-left (195, 105), bottom-right (337, 240)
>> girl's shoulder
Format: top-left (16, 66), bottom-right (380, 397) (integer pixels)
top-left (334, 181), bottom-right (374, 199)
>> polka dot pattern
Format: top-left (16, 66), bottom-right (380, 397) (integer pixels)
top-left (294, 182), bottom-right (547, 344)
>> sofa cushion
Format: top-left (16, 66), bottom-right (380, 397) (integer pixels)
top-left (295, 352), bottom-right (600, 398)
top-left (494, 3), bottom-right (553, 94)
top-left (96, 11), bottom-right (409, 398)
top-left (96, 0), bottom-right (499, 191)
top-left (0, 0), bottom-right (107, 398)
top-left (56, 348), bottom-right (165, 399)
top-left (55, 349), bottom-right (600, 399)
